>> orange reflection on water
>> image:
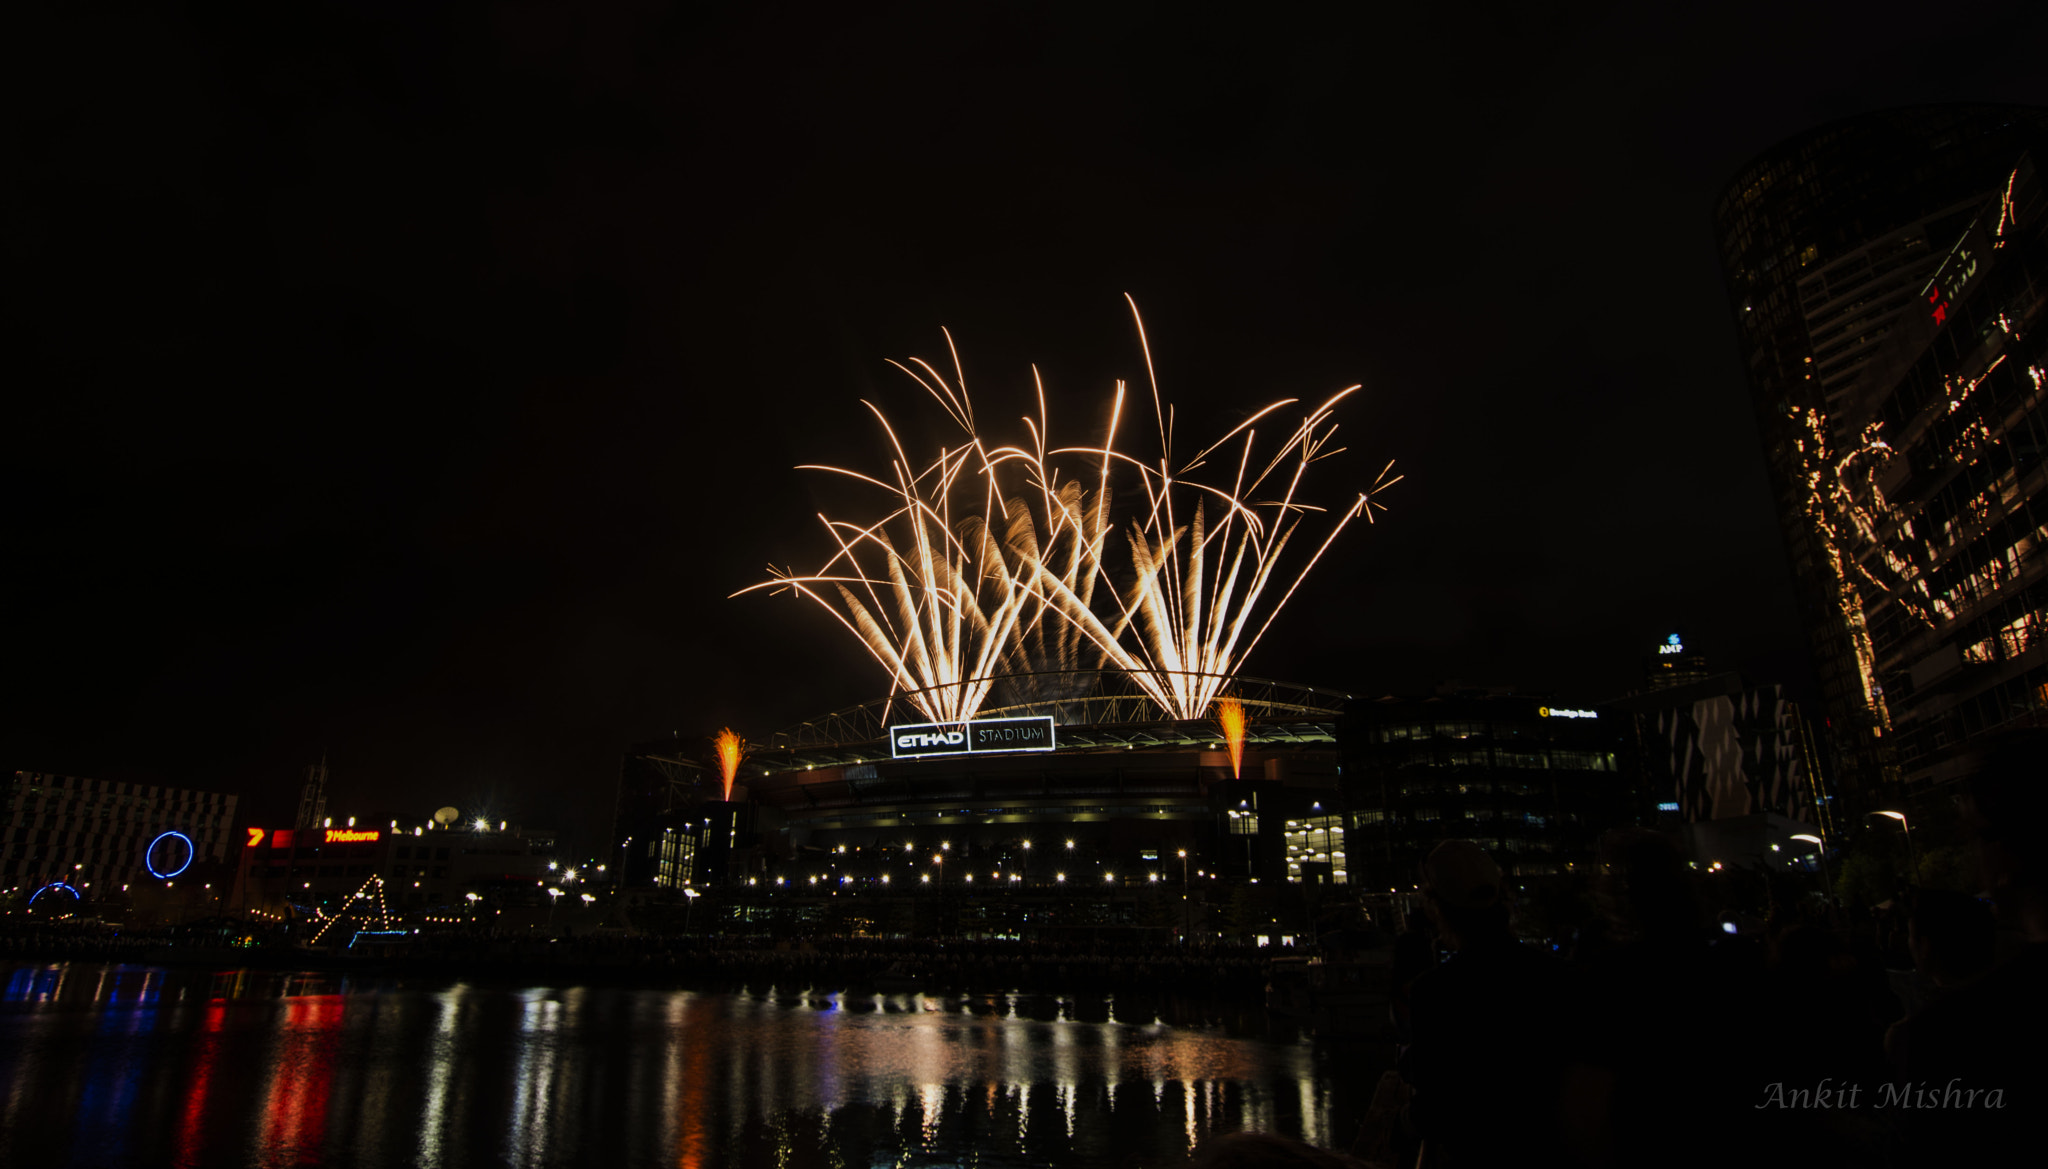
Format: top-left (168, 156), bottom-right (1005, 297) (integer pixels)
top-left (673, 994), bottom-right (710, 1169)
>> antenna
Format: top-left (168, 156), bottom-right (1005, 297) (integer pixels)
top-left (295, 757), bottom-right (329, 831)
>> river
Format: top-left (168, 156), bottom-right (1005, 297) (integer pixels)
top-left (0, 962), bottom-right (1375, 1167)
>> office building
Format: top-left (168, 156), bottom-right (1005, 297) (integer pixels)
top-left (1336, 694), bottom-right (1640, 892)
top-left (231, 814), bottom-right (559, 917)
top-left (3, 770), bottom-right (237, 899)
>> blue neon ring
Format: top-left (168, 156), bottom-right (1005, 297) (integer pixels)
top-left (145, 830), bottom-right (195, 879)
top-left (29, 881), bottom-right (80, 907)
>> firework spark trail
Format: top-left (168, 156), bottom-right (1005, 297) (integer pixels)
top-left (737, 300), bottom-right (1395, 725)
top-left (732, 337), bottom-right (1052, 723)
top-left (1024, 296), bottom-right (1400, 721)
top-left (712, 728), bottom-right (745, 802)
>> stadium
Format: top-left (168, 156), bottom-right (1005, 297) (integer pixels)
top-left (614, 670), bottom-right (1357, 913)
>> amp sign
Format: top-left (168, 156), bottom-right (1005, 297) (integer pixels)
top-left (890, 716), bottom-right (1057, 759)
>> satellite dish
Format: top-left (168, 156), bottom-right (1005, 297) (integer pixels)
top-left (433, 806), bottom-right (460, 825)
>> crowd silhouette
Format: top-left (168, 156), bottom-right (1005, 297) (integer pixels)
top-left (1303, 728), bottom-right (2048, 1169)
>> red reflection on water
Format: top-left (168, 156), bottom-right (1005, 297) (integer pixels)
top-left (256, 995), bottom-right (344, 1165)
top-left (172, 1002), bottom-right (228, 1168)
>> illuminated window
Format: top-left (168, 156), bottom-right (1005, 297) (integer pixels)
top-left (2000, 613), bottom-right (2039, 658)
top-left (655, 827), bottom-right (697, 889)
top-left (1284, 814), bottom-right (1348, 885)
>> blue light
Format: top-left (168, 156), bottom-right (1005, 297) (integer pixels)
top-left (1667, 633), bottom-right (1682, 646)
top-left (1657, 802), bottom-right (1680, 812)
top-left (29, 881), bottom-right (82, 907)
top-left (144, 830), bottom-right (195, 879)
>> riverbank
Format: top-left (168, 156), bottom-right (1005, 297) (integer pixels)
top-left (0, 931), bottom-right (1292, 1000)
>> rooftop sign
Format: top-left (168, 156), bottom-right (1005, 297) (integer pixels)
top-left (890, 716), bottom-right (1057, 759)
top-left (324, 828), bottom-right (382, 844)
top-left (1538, 707), bottom-right (1598, 720)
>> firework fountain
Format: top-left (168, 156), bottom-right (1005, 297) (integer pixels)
top-left (740, 297), bottom-right (1395, 725)
top-left (1214, 697), bottom-right (1248, 780)
top-left (712, 728), bottom-right (746, 801)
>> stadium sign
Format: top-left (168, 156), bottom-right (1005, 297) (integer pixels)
top-left (890, 716), bottom-right (1057, 759)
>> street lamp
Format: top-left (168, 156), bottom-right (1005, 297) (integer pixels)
top-left (683, 887), bottom-right (701, 933)
top-left (1870, 810), bottom-right (1916, 874)
top-left (1789, 833), bottom-right (1836, 915)
top-left (1178, 849), bottom-right (1191, 943)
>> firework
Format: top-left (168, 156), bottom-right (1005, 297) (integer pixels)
top-left (712, 728), bottom-right (746, 802)
top-left (1023, 296), bottom-right (1398, 721)
top-left (732, 338), bottom-right (1050, 723)
top-left (1214, 696), bottom-right (1247, 779)
top-left (739, 299), bottom-right (1395, 725)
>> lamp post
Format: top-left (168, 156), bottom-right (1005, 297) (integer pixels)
top-left (1789, 833), bottom-right (1836, 922)
top-left (1871, 810), bottom-right (1916, 879)
top-left (683, 887), bottom-right (701, 934)
top-left (1178, 849), bottom-right (1190, 944)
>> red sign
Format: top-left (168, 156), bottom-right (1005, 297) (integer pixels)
top-left (270, 829), bottom-right (295, 850)
top-left (324, 829), bottom-right (381, 844)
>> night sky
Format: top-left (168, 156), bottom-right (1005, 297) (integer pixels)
top-left (9, 2), bottom-right (2047, 849)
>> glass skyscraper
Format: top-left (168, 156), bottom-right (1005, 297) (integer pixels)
top-left (1716, 105), bottom-right (2048, 809)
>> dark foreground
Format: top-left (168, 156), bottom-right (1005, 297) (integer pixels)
top-left (0, 961), bottom-right (1374, 1169)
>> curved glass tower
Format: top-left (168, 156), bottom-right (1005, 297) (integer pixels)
top-left (1716, 105), bottom-right (2048, 806)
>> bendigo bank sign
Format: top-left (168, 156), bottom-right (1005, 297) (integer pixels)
top-left (890, 716), bottom-right (1057, 759)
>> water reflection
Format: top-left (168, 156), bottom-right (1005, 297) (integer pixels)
top-left (0, 963), bottom-right (1369, 1168)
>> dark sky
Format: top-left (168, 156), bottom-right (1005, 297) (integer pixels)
top-left (8, 1), bottom-right (2047, 850)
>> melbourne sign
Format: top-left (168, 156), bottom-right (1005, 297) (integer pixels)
top-left (890, 716), bottom-right (1057, 759)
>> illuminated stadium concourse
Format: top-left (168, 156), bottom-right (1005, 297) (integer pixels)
top-left (614, 671), bottom-right (1356, 898)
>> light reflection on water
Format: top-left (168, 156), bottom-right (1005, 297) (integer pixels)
top-left (0, 963), bottom-right (1366, 1168)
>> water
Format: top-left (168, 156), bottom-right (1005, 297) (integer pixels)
top-left (0, 963), bottom-right (1372, 1167)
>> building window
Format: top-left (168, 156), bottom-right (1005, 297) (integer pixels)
top-left (1284, 814), bottom-right (1348, 885)
top-left (1999, 612), bottom-right (2038, 658)
top-left (656, 827), bottom-right (697, 889)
